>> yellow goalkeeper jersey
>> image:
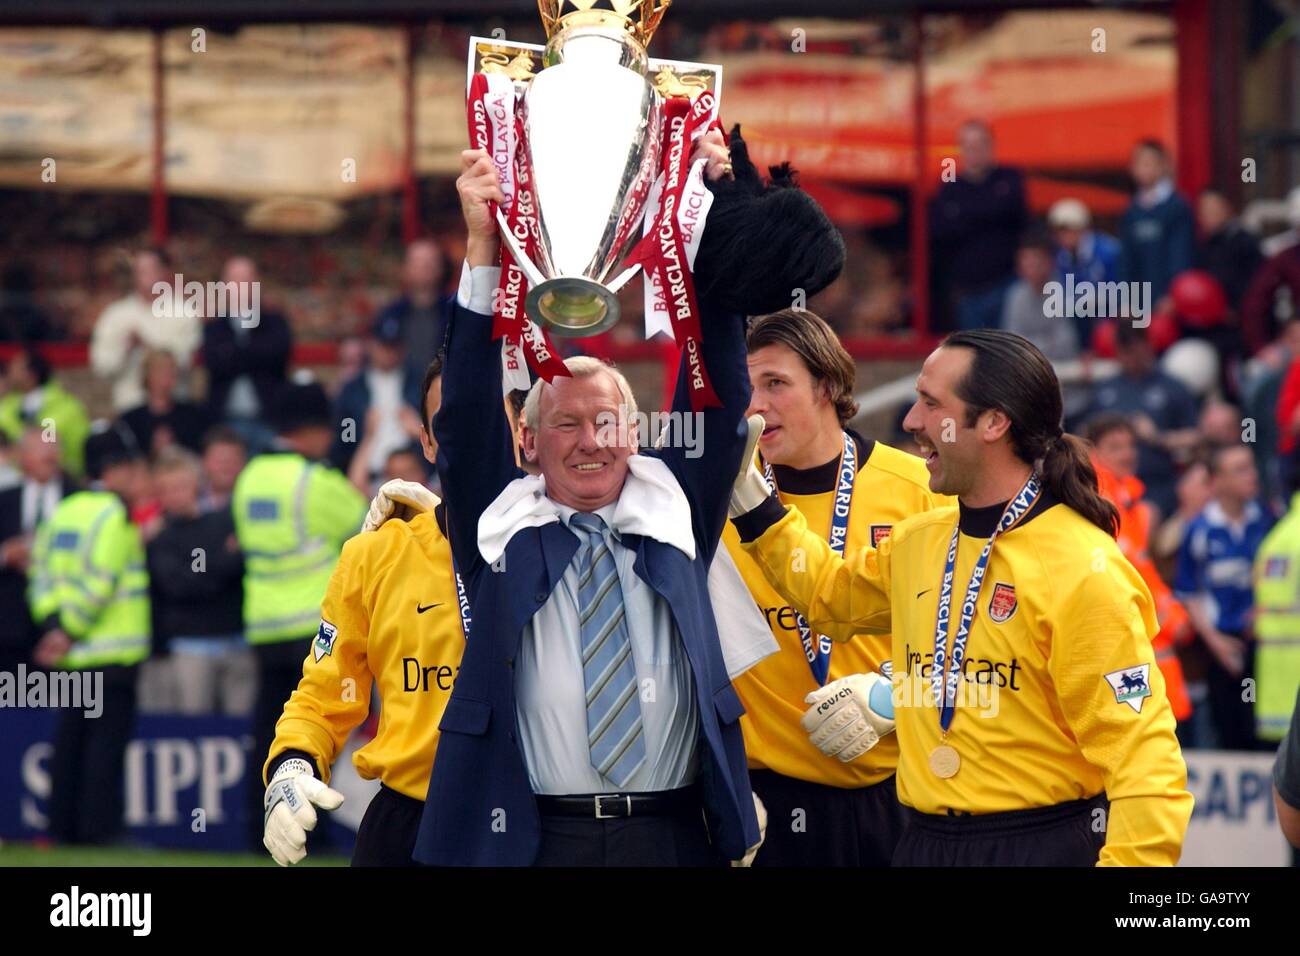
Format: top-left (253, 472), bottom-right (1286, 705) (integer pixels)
top-left (740, 491), bottom-right (1194, 866)
top-left (263, 507), bottom-right (467, 801)
top-left (722, 436), bottom-right (949, 788)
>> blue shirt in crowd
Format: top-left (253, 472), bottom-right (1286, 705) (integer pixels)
top-left (1174, 499), bottom-right (1276, 635)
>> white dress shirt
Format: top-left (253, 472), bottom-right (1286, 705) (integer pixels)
top-left (514, 499), bottom-right (700, 795)
top-left (364, 366), bottom-right (407, 474)
top-left (21, 478), bottom-right (62, 532)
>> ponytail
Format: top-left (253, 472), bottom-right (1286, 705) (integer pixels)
top-left (1038, 433), bottom-right (1119, 538)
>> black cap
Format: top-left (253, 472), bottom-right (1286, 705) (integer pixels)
top-left (85, 423), bottom-right (144, 481)
top-left (270, 381), bottom-right (333, 434)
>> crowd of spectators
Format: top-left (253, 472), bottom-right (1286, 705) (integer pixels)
top-left (929, 121), bottom-right (1300, 751)
top-left (0, 244), bottom-right (445, 717)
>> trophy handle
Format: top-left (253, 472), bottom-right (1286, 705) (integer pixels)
top-left (606, 262), bottom-right (642, 293)
top-left (496, 208), bottom-right (546, 287)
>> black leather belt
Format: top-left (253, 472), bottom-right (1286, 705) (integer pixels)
top-left (535, 785), bottom-right (701, 819)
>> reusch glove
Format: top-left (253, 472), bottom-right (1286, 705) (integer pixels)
top-left (262, 758), bottom-right (345, 867)
top-left (800, 672), bottom-right (896, 763)
top-left (731, 792), bottom-right (769, 868)
top-left (728, 414), bottom-right (772, 519)
top-left (362, 479), bottom-right (441, 532)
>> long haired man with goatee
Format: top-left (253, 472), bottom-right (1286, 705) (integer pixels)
top-left (731, 329), bottom-right (1193, 866)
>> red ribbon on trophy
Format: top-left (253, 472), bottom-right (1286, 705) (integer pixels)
top-left (625, 92), bottom-right (723, 411)
top-left (467, 72), bottom-right (570, 388)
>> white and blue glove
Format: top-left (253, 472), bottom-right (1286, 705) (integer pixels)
top-left (362, 479), bottom-right (441, 532)
top-left (800, 672), bottom-right (896, 763)
top-left (263, 758), bottom-right (344, 867)
top-left (728, 415), bottom-right (770, 519)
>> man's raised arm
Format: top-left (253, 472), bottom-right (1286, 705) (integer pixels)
top-left (432, 150), bottom-right (521, 574)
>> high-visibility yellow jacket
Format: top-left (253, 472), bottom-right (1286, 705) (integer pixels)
top-left (232, 451), bottom-right (368, 645)
top-left (29, 488), bottom-right (150, 669)
top-left (1254, 493), bottom-right (1300, 741)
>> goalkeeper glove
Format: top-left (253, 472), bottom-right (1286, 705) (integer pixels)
top-left (362, 479), bottom-right (441, 532)
top-left (728, 415), bottom-right (772, 519)
top-left (801, 672), bottom-right (896, 763)
top-left (263, 758), bottom-right (345, 867)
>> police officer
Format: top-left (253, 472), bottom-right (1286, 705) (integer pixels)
top-left (233, 380), bottom-right (367, 847)
top-left (30, 424), bottom-right (150, 844)
top-left (1255, 488), bottom-right (1300, 744)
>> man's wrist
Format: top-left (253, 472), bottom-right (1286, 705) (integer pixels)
top-left (466, 237), bottom-right (500, 268)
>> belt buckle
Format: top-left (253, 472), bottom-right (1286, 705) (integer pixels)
top-left (594, 794), bottom-right (631, 819)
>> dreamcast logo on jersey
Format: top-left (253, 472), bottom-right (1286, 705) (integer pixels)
top-left (987, 582), bottom-right (1017, 623)
top-left (878, 660), bottom-right (893, 680)
top-left (1104, 664), bottom-right (1152, 712)
top-left (313, 620), bottom-right (338, 662)
top-left (869, 524), bottom-right (892, 547)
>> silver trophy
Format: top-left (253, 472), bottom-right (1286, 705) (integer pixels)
top-left (468, 1), bottom-right (721, 336)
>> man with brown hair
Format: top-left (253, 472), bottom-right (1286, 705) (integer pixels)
top-left (721, 307), bottom-right (950, 865)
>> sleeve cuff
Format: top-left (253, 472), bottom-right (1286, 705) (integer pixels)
top-left (733, 495), bottom-right (787, 543)
top-left (457, 260), bottom-right (502, 315)
top-left (265, 748), bottom-right (320, 786)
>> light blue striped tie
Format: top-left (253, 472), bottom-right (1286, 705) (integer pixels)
top-left (569, 512), bottom-right (645, 788)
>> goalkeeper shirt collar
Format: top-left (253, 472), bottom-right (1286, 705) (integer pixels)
top-left (958, 487), bottom-right (1058, 537)
top-left (768, 430), bottom-right (873, 494)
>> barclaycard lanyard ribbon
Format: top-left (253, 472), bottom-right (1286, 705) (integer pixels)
top-left (762, 431), bottom-right (857, 685)
top-left (931, 474), bottom-right (1041, 733)
top-left (625, 93), bottom-right (722, 412)
top-left (467, 72), bottom-right (569, 388)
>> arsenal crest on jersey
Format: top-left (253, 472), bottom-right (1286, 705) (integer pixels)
top-left (988, 582), bottom-right (1017, 623)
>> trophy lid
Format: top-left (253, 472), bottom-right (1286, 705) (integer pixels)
top-left (539, 1), bottom-right (671, 50)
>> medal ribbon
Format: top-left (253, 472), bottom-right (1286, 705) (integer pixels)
top-left (931, 474), bottom-right (1041, 732)
top-left (762, 431), bottom-right (857, 686)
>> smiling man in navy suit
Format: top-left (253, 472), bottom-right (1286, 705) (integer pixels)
top-left (415, 127), bottom-right (843, 866)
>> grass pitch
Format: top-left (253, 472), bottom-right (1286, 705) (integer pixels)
top-left (0, 842), bottom-right (348, 867)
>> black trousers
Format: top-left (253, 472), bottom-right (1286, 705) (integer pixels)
top-left (47, 664), bottom-right (138, 845)
top-left (1206, 635), bottom-right (1261, 750)
top-left (246, 636), bottom-right (313, 849)
top-left (352, 785), bottom-right (423, 867)
top-left (749, 768), bottom-right (905, 867)
top-left (533, 804), bottom-right (725, 867)
top-left (893, 794), bottom-right (1108, 866)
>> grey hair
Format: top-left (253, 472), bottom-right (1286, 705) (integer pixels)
top-left (153, 445), bottom-right (202, 477)
top-left (522, 355), bottom-right (638, 433)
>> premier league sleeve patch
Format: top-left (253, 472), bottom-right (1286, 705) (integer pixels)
top-left (1104, 664), bottom-right (1152, 712)
top-left (987, 582), bottom-right (1017, 623)
top-left (313, 620), bottom-right (338, 662)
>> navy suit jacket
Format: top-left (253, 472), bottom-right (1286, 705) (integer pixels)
top-left (413, 295), bottom-right (759, 866)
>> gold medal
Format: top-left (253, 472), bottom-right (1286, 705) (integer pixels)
top-left (928, 743), bottom-right (960, 779)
